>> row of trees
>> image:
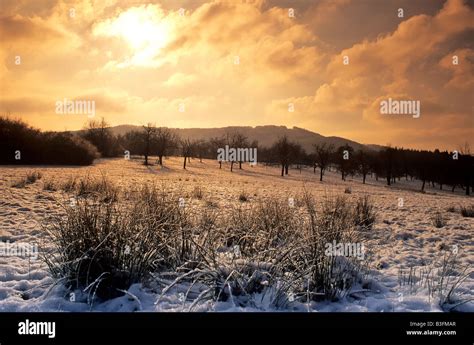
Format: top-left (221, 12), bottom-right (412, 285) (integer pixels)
top-left (85, 120), bottom-right (258, 171)
top-left (78, 119), bottom-right (474, 196)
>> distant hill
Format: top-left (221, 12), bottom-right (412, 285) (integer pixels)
top-left (72, 125), bottom-right (380, 152)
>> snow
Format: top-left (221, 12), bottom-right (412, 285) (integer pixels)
top-left (0, 157), bottom-right (472, 312)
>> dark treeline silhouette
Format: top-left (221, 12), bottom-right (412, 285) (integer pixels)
top-left (2, 117), bottom-right (472, 195)
top-left (0, 117), bottom-right (98, 165)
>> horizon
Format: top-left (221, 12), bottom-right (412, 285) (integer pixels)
top-left (1, 0), bottom-right (473, 151)
top-left (3, 116), bottom-right (465, 152)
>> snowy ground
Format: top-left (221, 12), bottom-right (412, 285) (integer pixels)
top-left (0, 157), bottom-right (472, 312)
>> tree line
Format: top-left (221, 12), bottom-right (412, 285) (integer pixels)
top-left (2, 116), bottom-right (472, 195)
top-left (82, 119), bottom-right (473, 196)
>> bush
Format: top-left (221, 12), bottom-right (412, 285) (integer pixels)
top-left (75, 175), bottom-right (119, 202)
top-left (460, 205), bottom-right (474, 217)
top-left (61, 176), bottom-right (77, 192)
top-left (45, 186), bottom-right (371, 307)
top-left (432, 211), bottom-right (446, 228)
top-left (238, 191), bottom-right (249, 202)
top-left (277, 194), bottom-right (366, 304)
top-left (0, 117), bottom-right (98, 165)
top-left (446, 206), bottom-right (456, 213)
top-left (353, 196), bottom-right (376, 230)
top-left (11, 171), bottom-right (42, 188)
top-left (192, 185), bottom-right (204, 200)
top-left (44, 185), bottom-right (187, 302)
top-left (43, 179), bottom-right (56, 191)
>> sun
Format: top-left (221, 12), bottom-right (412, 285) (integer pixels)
top-left (93, 5), bottom-right (172, 66)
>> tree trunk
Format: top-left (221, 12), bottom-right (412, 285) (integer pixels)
top-left (281, 164), bottom-right (284, 177)
top-left (285, 164), bottom-right (289, 175)
top-left (231, 162), bottom-right (234, 172)
top-left (320, 168), bottom-right (323, 182)
top-left (239, 161), bottom-right (242, 169)
top-left (159, 155), bottom-right (163, 165)
top-left (363, 173), bottom-right (366, 184)
top-left (183, 156), bottom-right (186, 169)
top-left (219, 161), bottom-right (222, 169)
top-left (421, 180), bottom-right (425, 191)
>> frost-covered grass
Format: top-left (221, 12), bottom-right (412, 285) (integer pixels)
top-left (353, 196), bottom-right (376, 230)
top-left (460, 205), bottom-right (474, 217)
top-left (43, 186), bottom-right (186, 301)
top-left (44, 181), bottom-right (368, 307)
top-left (432, 211), bottom-right (447, 228)
top-left (0, 157), bottom-right (472, 312)
top-left (398, 253), bottom-right (472, 310)
top-left (11, 171), bottom-right (42, 188)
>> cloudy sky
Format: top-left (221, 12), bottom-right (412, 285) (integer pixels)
top-left (1, 0), bottom-right (473, 150)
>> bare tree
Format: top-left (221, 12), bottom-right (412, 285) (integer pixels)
top-left (224, 132), bottom-right (239, 172)
top-left (381, 146), bottom-right (395, 186)
top-left (155, 128), bottom-right (176, 166)
top-left (82, 117), bottom-right (113, 157)
top-left (180, 138), bottom-right (194, 169)
top-left (142, 123), bottom-right (157, 166)
top-left (194, 140), bottom-right (208, 163)
top-left (356, 149), bottom-right (371, 184)
top-left (210, 136), bottom-right (226, 168)
top-left (313, 143), bottom-right (335, 181)
top-left (285, 142), bottom-right (304, 175)
top-left (459, 142), bottom-right (472, 195)
top-left (232, 132), bottom-right (249, 170)
top-left (273, 136), bottom-right (291, 177)
top-left (335, 144), bottom-right (355, 181)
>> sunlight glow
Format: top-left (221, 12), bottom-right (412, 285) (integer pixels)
top-left (93, 5), bottom-right (172, 67)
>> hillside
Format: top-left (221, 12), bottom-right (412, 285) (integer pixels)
top-left (73, 125), bottom-right (372, 152)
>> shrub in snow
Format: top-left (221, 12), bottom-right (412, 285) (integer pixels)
top-left (277, 193), bottom-right (367, 304)
top-left (353, 195), bottom-right (376, 230)
top-left (11, 171), bottom-right (42, 188)
top-left (45, 185), bottom-right (372, 307)
top-left (432, 211), bottom-right (446, 228)
top-left (44, 185), bottom-right (188, 302)
top-left (460, 205), bottom-right (474, 217)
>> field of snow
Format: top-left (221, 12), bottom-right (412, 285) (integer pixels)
top-left (0, 157), bottom-right (472, 312)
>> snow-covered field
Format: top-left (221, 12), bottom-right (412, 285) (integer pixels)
top-left (0, 157), bottom-right (472, 312)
